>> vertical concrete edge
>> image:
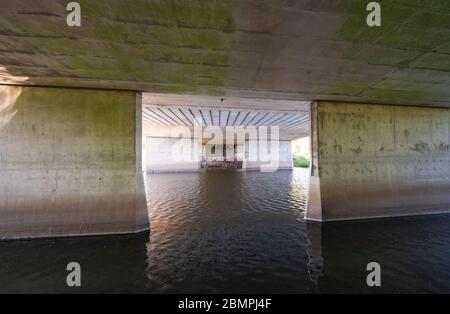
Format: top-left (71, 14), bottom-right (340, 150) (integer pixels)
top-left (134, 92), bottom-right (150, 233)
top-left (306, 101), bottom-right (323, 222)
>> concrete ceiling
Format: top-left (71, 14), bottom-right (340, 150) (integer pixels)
top-left (142, 94), bottom-right (311, 137)
top-left (1, 1), bottom-right (450, 107)
top-left (143, 106), bottom-right (310, 131)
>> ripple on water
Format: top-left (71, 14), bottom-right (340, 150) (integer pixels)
top-left (2, 168), bottom-right (450, 293)
top-left (145, 169), bottom-right (312, 293)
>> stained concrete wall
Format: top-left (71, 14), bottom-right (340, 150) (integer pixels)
top-left (0, 86), bottom-right (148, 239)
top-left (307, 101), bottom-right (450, 221)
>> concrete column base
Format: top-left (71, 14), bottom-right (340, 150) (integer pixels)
top-left (0, 86), bottom-right (149, 239)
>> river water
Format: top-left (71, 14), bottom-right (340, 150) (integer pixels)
top-left (1, 168), bottom-right (450, 293)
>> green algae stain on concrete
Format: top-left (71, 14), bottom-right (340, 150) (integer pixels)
top-left (337, 0), bottom-right (417, 45)
top-left (4, 1), bottom-right (235, 95)
top-left (62, 0), bottom-right (235, 95)
top-left (335, 0), bottom-right (423, 66)
top-left (331, 0), bottom-right (450, 103)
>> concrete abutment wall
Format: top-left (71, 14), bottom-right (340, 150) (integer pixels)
top-left (307, 101), bottom-right (450, 221)
top-left (0, 86), bottom-right (149, 239)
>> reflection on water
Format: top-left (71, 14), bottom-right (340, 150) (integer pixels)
top-left (145, 169), bottom-right (311, 293)
top-left (306, 223), bottom-right (323, 285)
top-left (317, 216), bottom-right (450, 293)
top-left (1, 168), bottom-right (450, 293)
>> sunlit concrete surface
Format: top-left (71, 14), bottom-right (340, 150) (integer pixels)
top-left (308, 101), bottom-right (450, 221)
top-left (0, 86), bottom-right (148, 239)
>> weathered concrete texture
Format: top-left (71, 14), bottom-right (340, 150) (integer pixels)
top-left (307, 101), bottom-right (450, 221)
top-left (0, 86), bottom-right (149, 239)
top-left (0, 1), bottom-right (449, 107)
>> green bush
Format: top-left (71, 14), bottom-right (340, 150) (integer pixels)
top-left (293, 156), bottom-right (310, 168)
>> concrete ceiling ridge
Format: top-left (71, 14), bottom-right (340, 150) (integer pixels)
top-left (147, 104), bottom-right (310, 114)
top-left (145, 105), bottom-right (309, 119)
top-left (143, 93), bottom-right (311, 112)
top-left (143, 103), bottom-right (309, 131)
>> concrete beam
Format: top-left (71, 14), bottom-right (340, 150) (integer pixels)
top-left (143, 93), bottom-right (311, 112)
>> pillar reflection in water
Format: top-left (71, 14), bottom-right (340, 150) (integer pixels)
top-left (306, 222), bottom-right (323, 285)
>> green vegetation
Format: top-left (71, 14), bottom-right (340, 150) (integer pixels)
top-left (292, 138), bottom-right (310, 168)
top-left (293, 156), bottom-right (310, 168)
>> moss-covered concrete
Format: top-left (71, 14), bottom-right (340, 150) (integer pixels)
top-left (0, 86), bottom-right (148, 239)
top-left (0, 0), bottom-right (449, 106)
top-left (0, 0), bottom-right (234, 96)
top-left (335, 0), bottom-right (450, 103)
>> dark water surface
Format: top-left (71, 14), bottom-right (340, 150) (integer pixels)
top-left (1, 169), bottom-right (450, 293)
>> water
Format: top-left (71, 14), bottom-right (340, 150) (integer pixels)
top-left (1, 168), bottom-right (450, 293)
top-left (145, 169), bottom-right (309, 294)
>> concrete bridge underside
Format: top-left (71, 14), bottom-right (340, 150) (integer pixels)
top-left (0, 0), bottom-right (450, 238)
top-left (1, 0), bottom-right (450, 107)
top-left (141, 96), bottom-right (310, 172)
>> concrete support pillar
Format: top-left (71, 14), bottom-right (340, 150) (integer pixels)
top-left (0, 86), bottom-right (149, 239)
top-left (307, 101), bottom-right (450, 221)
